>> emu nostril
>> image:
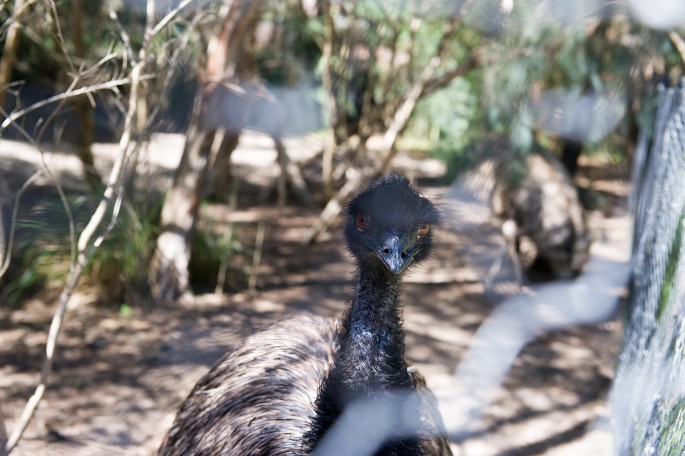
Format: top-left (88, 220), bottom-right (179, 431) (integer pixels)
top-left (383, 247), bottom-right (390, 254)
top-left (401, 251), bottom-right (407, 258)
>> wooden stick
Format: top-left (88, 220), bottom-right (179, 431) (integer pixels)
top-left (248, 221), bottom-right (266, 296)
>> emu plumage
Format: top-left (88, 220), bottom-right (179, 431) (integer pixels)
top-left (158, 175), bottom-right (452, 456)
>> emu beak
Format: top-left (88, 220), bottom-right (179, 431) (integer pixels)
top-left (378, 235), bottom-right (407, 274)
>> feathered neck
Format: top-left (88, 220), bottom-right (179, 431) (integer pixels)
top-left (304, 263), bottom-right (420, 454)
top-left (336, 264), bottom-right (412, 393)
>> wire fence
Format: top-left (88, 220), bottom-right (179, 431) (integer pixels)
top-left (612, 83), bottom-right (685, 455)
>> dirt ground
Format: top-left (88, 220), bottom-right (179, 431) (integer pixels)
top-left (0, 133), bottom-right (630, 455)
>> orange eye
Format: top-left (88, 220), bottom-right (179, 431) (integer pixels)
top-left (417, 223), bottom-right (430, 237)
top-left (356, 214), bottom-right (368, 231)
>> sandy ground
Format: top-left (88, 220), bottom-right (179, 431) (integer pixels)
top-left (0, 132), bottom-right (631, 455)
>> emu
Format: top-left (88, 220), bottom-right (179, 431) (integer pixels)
top-left (491, 150), bottom-right (590, 280)
top-left (158, 175), bottom-right (452, 456)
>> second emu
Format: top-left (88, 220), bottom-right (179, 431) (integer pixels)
top-left (158, 175), bottom-right (452, 456)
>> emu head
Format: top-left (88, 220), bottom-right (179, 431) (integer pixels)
top-left (345, 175), bottom-right (439, 274)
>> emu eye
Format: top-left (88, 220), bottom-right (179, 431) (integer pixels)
top-left (356, 213), bottom-right (368, 231)
top-left (417, 223), bottom-right (430, 237)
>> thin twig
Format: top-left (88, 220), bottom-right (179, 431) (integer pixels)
top-left (149, 0), bottom-right (194, 38)
top-left (2, 0), bottom-right (158, 452)
top-left (0, 74), bottom-right (80, 265)
top-left (215, 177), bottom-right (239, 295)
top-left (0, 78), bottom-right (132, 133)
top-left (0, 0), bottom-right (34, 36)
top-left (75, 50), bottom-right (119, 80)
top-left (47, 0), bottom-right (77, 75)
top-left (108, 8), bottom-right (135, 63)
top-left (0, 169), bottom-right (43, 280)
top-left (247, 221), bottom-right (266, 297)
top-left (668, 31), bottom-right (685, 64)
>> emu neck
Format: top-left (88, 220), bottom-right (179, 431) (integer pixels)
top-left (337, 264), bottom-right (412, 394)
top-left (304, 264), bottom-right (420, 454)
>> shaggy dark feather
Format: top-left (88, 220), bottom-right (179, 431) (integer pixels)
top-left (158, 175), bottom-right (452, 456)
top-left (491, 151), bottom-right (590, 278)
top-left (158, 316), bottom-right (338, 456)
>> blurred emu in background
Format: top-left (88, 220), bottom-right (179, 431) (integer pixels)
top-left (455, 139), bottom-right (591, 284)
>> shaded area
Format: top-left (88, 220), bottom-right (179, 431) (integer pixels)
top-left (0, 136), bottom-right (628, 455)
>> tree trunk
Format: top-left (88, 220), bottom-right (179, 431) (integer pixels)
top-left (151, 117), bottom-right (217, 303)
top-left (560, 140), bottom-right (582, 177)
top-left (0, 0), bottom-right (28, 110)
top-left (150, 0), bottom-right (263, 302)
top-left (274, 135), bottom-right (312, 206)
top-left (71, 0), bottom-right (102, 192)
top-left (210, 130), bottom-right (240, 200)
top-left (319, 0), bottom-right (336, 201)
top-left (611, 84), bottom-right (685, 455)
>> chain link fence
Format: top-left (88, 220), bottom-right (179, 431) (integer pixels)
top-left (612, 83), bottom-right (685, 455)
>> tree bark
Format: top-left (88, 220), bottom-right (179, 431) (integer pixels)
top-left (560, 140), bottom-right (582, 177)
top-left (275, 135), bottom-right (312, 206)
top-left (210, 130), bottom-right (240, 200)
top-left (0, 0), bottom-right (29, 110)
top-left (151, 115), bottom-right (217, 303)
top-left (150, 0), bottom-right (263, 302)
top-left (71, 0), bottom-right (102, 192)
top-left (319, 0), bottom-right (336, 201)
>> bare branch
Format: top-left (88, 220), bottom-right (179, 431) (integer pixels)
top-left (376, 20), bottom-right (460, 171)
top-left (668, 31), bottom-right (685, 64)
top-left (108, 8), bottom-right (135, 64)
top-left (0, 78), bottom-right (132, 134)
top-left (0, 169), bottom-right (43, 280)
top-left (3, 0), bottom-right (159, 451)
top-left (0, 96), bottom-right (77, 276)
top-left (0, 0), bottom-right (35, 35)
top-left (0, 0), bottom-right (31, 109)
top-left (422, 52), bottom-right (481, 97)
top-left (47, 0), bottom-right (77, 75)
top-left (150, 0), bottom-right (195, 39)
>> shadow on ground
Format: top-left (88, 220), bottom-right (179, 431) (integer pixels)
top-left (0, 143), bottom-right (628, 456)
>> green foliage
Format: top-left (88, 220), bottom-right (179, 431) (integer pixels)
top-left (0, 196), bottom-right (76, 306)
top-left (0, 245), bottom-right (55, 306)
top-left (119, 303), bottom-right (132, 316)
top-left (88, 196), bottom-right (163, 305)
top-left (657, 212), bottom-right (684, 320)
top-left (0, 186), bottom-right (255, 307)
top-left (409, 74), bottom-right (482, 183)
top-left (188, 218), bottom-right (248, 293)
top-left (254, 3), bottom-right (324, 85)
top-left (656, 399), bottom-right (685, 456)
top-left (188, 227), bottom-right (223, 291)
top-left (0, 190), bottom-right (163, 308)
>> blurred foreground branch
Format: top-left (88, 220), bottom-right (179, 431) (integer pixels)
top-left (668, 31), bottom-right (685, 64)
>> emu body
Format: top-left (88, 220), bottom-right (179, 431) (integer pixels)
top-left (491, 151), bottom-right (590, 279)
top-left (158, 175), bottom-right (451, 456)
